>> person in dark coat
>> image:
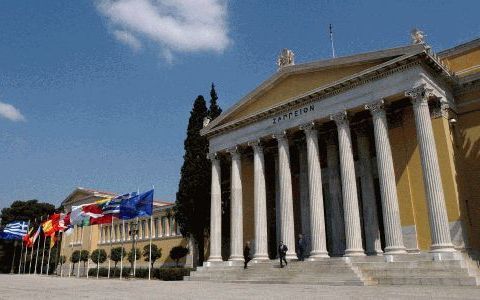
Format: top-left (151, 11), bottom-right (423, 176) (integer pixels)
top-left (278, 241), bottom-right (288, 268)
top-left (296, 234), bottom-right (306, 261)
top-left (244, 241), bottom-right (251, 269)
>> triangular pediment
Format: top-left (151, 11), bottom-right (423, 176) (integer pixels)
top-left (203, 44), bottom-right (425, 135)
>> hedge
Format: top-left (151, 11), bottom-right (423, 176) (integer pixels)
top-left (87, 267), bottom-right (192, 281)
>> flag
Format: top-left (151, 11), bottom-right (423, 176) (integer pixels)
top-left (102, 193), bottom-right (131, 215)
top-left (0, 221), bottom-right (29, 240)
top-left (50, 234), bottom-right (57, 249)
top-left (42, 214), bottom-right (60, 237)
top-left (58, 212), bottom-right (71, 231)
top-left (70, 205), bottom-right (88, 226)
top-left (82, 203), bottom-right (104, 218)
top-left (30, 226), bottom-right (41, 245)
top-left (23, 227), bottom-right (34, 247)
top-left (119, 189), bottom-right (154, 220)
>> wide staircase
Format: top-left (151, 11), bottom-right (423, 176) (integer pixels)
top-left (185, 253), bottom-right (480, 286)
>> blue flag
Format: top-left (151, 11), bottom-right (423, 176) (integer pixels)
top-left (0, 221), bottom-right (29, 240)
top-left (119, 189), bottom-right (154, 220)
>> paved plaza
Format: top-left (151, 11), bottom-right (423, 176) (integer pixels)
top-left (0, 275), bottom-right (480, 299)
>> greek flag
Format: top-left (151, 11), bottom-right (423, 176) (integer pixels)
top-left (102, 193), bottom-right (136, 215)
top-left (0, 221), bottom-right (29, 240)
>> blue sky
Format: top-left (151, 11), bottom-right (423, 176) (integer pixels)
top-left (0, 0), bottom-right (479, 208)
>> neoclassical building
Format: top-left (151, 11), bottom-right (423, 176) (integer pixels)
top-left (59, 187), bottom-right (191, 274)
top-left (200, 34), bottom-right (480, 264)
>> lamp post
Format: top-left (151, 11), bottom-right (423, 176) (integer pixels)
top-left (129, 222), bottom-right (138, 277)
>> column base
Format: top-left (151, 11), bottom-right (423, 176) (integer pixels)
top-left (344, 249), bottom-right (366, 257)
top-left (285, 253), bottom-right (298, 260)
top-left (252, 254), bottom-right (269, 262)
top-left (384, 246), bottom-right (407, 254)
top-left (430, 243), bottom-right (456, 253)
top-left (228, 255), bottom-right (244, 262)
top-left (207, 256), bottom-right (223, 263)
top-left (308, 251), bottom-right (329, 260)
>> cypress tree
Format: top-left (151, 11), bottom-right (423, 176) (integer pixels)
top-left (174, 95), bottom-right (210, 264)
top-left (208, 83), bottom-right (222, 120)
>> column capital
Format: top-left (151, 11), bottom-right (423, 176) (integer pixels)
top-left (272, 131), bottom-right (288, 141)
top-left (207, 152), bottom-right (219, 160)
top-left (299, 121), bottom-right (316, 132)
top-left (330, 111), bottom-right (349, 126)
top-left (405, 84), bottom-right (435, 107)
top-left (248, 140), bottom-right (263, 151)
top-left (365, 99), bottom-right (385, 116)
top-left (227, 146), bottom-right (242, 160)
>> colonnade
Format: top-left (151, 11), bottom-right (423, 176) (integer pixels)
top-left (208, 84), bottom-right (455, 263)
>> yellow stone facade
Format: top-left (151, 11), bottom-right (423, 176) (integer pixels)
top-left (59, 188), bottom-right (190, 271)
top-left (202, 37), bottom-right (480, 261)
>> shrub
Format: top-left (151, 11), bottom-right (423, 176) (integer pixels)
top-left (169, 246), bottom-right (189, 267)
top-left (86, 267), bottom-right (192, 281)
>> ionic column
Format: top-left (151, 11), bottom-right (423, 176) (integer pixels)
top-left (366, 100), bottom-right (406, 254)
top-left (330, 111), bottom-right (365, 256)
top-left (355, 123), bottom-right (383, 255)
top-left (249, 141), bottom-right (269, 261)
top-left (300, 123), bottom-right (329, 259)
top-left (326, 133), bottom-right (346, 256)
top-left (405, 85), bottom-right (455, 252)
top-left (207, 153), bottom-right (222, 262)
top-left (297, 141), bottom-right (311, 255)
top-left (273, 132), bottom-right (296, 259)
top-left (228, 147), bottom-right (244, 261)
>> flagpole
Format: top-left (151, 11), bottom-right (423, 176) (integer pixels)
top-left (120, 219), bottom-right (125, 280)
top-left (77, 226), bottom-right (83, 278)
top-left (46, 236), bottom-right (52, 275)
top-left (86, 225), bottom-right (92, 278)
top-left (10, 240), bottom-right (18, 274)
top-left (59, 231), bottom-right (64, 277)
top-left (34, 217), bottom-right (42, 274)
top-left (68, 225), bottom-right (74, 277)
top-left (22, 220), bottom-right (30, 274)
top-left (18, 233), bottom-right (24, 274)
top-left (97, 224), bottom-right (102, 279)
top-left (54, 231), bottom-right (61, 275)
top-left (29, 218), bottom-right (37, 274)
top-left (40, 229), bottom-right (47, 274)
top-left (134, 216), bottom-right (139, 278)
top-left (107, 218), bottom-right (113, 278)
top-left (148, 215), bottom-right (153, 280)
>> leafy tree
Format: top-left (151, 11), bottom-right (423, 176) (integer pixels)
top-left (70, 250), bottom-right (80, 275)
top-left (170, 246), bottom-right (189, 267)
top-left (91, 249), bottom-right (107, 267)
top-left (142, 244), bottom-right (162, 267)
top-left (127, 248), bottom-right (141, 264)
top-left (110, 247), bottom-right (125, 269)
top-left (208, 83), bottom-right (222, 120)
top-left (0, 199), bottom-right (55, 225)
top-left (80, 250), bottom-right (90, 275)
top-left (174, 95), bottom-right (211, 264)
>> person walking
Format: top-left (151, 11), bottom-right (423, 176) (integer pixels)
top-left (278, 241), bottom-right (288, 268)
top-left (243, 241), bottom-right (251, 269)
top-left (296, 234), bottom-right (306, 261)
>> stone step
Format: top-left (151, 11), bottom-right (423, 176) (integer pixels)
top-left (353, 260), bottom-right (465, 269)
top-left (186, 277), bottom-right (370, 286)
top-left (376, 276), bottom-right (478, 286)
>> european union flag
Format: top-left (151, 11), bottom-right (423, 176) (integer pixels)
top-left (119, 189), bottom-right (154, 220)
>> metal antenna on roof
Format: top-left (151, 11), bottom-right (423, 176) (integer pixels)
top-left (329, 24), bottom-right (336, 58)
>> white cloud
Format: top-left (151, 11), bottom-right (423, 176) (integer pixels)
top-left (0, 102), bottom-right (26, 122)
top-left (96, 0), bottom-right (230, 59)
top-left (113, 30), bottom-right (142, 51)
